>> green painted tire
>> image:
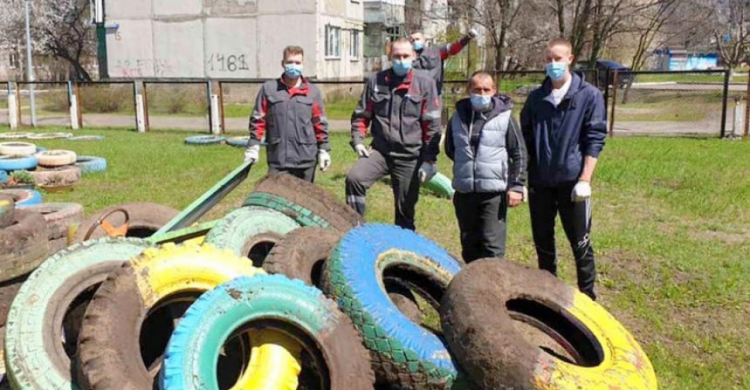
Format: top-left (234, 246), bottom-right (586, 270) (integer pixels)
top-left (425, 173), bottom-right (455, 199)
top-left (161, 274), bottom-right (374, 390)
top-left (3, 238), bottom-right (151, 390)
top-left (243, 173), bottom-right (363, 231)
top-left (205, 206), bottom-right (300, 267)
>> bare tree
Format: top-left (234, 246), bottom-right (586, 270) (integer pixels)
top-left (708, 0), bottom-right (750, 71)
top-left (629, 0), bottom-right (684, 71)
top-left (0, 0), bottom-right (96, 81)
top-left (453, 0), bottom-right (534, 71)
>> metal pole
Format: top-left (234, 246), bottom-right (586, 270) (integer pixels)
top-left (744, 71), bottom-right (750, 139)
top-left (608, 70), bottom-right (618, 137)
top-left (720, 69), bottom-right (730, 138)
top-left (24, 0), bottom-right (37, 127)
top-left (603, 69), bottom-right (610, 113)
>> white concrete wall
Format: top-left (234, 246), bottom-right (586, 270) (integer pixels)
top-left (104, 0), bottom-right (357, 80)
top-left (317, 0), bottom-right (365, 80)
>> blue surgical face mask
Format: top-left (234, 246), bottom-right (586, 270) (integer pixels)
top-left (392, 59), bottom-right (413, 76)
top-left (470, 94), bottom-right (492, 111)
top-left (546, 62), bottom-right (567, 81)
top-left (284, 64), bottom-right (303, 78)
top-left (413, 41), bottom-right (424, 51)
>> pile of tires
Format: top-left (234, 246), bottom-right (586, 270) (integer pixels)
top-left (27, 150), bottom-right (81, 187)
top-left (0, 138), bottom-right (107, 193)
top-left (0, 173), bottom-right (656, 390)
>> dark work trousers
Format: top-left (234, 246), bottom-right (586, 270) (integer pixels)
top-left (528, 183), bottom-right (597, 300)
top-left (269, 166), bottom-right (316, 183)
top-left (453, 191), bottom-right (508, 263)
top-left (345, 149), bottom-right (421, 230)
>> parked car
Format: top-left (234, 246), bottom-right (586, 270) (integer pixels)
top-left (576, 60), bottom-right (634, 88)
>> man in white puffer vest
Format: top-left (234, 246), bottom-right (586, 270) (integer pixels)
top-left (445, 71), bottom-right (526, 263)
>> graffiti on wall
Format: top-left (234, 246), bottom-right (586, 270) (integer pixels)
top-left (206, 53), bottom-right (251, 73)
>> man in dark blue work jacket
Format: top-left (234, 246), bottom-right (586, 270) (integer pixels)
top-left (520, 38), bottom-right (607, 300)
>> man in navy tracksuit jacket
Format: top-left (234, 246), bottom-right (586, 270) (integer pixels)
top-left (521, 39), bottom-right (607, 300)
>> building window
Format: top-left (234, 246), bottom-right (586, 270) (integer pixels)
top-left (325, 25), bottom-right (341, 58)
top-left (350, 30), bottom-right (360, 60)
top-left (9, 52), bottom-right (19, 69)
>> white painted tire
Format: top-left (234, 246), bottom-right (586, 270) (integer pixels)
top-left (0, 132), bottom-right (32, 139)
top-left (27, 133), bottom-right (73, 140)
top-left (36, 150), bottom-right (77, 167)
top-left (0, 142), bottom-right (37, 157)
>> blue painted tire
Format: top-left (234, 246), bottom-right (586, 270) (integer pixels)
top-left (161, 274), bottom-right (375, 390)
top-left (225, 136), bottom-right (250, 148)
top-left (184, 135), bottom-right (226, 145)
top-left (36, 146), bottom-right (47, 153)
top-left (322, 223), bottom-right (464, 389)
top-left (75, 156), bottom-right (107, 174)
top-left (0, 170), bottom-right (8, 184)
top-left (0, 189), bottom-right (42, 208)
top-left (0, 155), bottom-right (38, 171)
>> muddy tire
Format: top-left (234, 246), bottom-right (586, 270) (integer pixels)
top-left (0, 195), bottom-right (14, 229)
top-left (3, 238), bottom-right (151, 390)
top-left (77, 242), bottom-right (265, 390)
top-left (322, 224), bottom-right (463, 389)
top-left (23, 203), bottom-right (85, 240)
top-left (28, 166), bottom-right (81, 186)
top-left (440, 258), bottom-right (657, 390)
top-left (0, 211), bottom-right (49, 283)
top-left (72, 202), bottom-right (179, 243)
top-left (244, 172), bottom-right (363, 231)
top-left (162, 274), bottom-right (375, 390)
top-left (206, 206), bottom-right (300, 268)
top-left (264, 227), bottom-right (341, 286)
top-left (0, 276), bottom-right (26, 328)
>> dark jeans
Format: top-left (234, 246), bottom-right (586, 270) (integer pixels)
top-left (453, 191), bottom-right (508, 263)
top-left (269, 166), bottom-right (316, 183)
top-left (528, 183), bottom-right (597, 300)
top-left (345, 149), bottom-right (421, 230)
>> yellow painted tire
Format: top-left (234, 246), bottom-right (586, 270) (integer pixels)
top-left (76, 242), bottom-right (300, 390)
top-left (441, 259), bottom-right (657, 390)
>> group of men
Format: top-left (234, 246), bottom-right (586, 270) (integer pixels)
top-left (244, 33), bottom-right (606, 300)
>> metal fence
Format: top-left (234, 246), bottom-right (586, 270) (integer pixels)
top-left (604, 70), bottom-right (739, 138)
top-left (2, 70), bottom-right (748, 139)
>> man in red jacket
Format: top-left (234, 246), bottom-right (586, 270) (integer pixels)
top-left (409, 29), bottom-right (478, 95)
top-left (245, 46), bottom-right (331, 182)
top-left (346, 38), bottom-right (442, 231)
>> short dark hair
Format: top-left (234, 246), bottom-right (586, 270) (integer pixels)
top-left (392, 37), bottom-right (414, 49)
top-left (283, 46), bottom-right (304, 61)
top-left (468, 71), bottom-right (495, 88)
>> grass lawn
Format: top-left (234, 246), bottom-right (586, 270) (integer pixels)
top-left (10, 127), bottom-right (750, 390)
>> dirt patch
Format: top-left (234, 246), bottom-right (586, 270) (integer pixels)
top-left (690, 228), bottom-right (750, 245)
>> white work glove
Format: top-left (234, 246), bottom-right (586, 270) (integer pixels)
top-left (571, 181), bottom-right (592, 202)
top-left (355, 144), bottom-right (370, 158)
top-left (418, 162), bottom-right (438, 184)
top-left (244, 145), bottom-right (260, 164)
top-left (468, 28), bottom-right (479, 39)
top-left (318, 150), bottom-right (332, 171)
